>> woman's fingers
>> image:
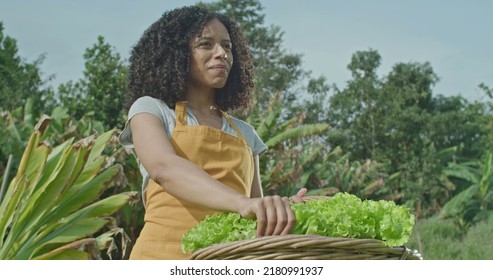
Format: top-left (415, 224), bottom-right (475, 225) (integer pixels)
top-left (289, 195), bottom-right (305, 204)
top-left (252, 199), bottom-right (267, 237)
top-left (296, 187), bottom-right (307, 197)
top-left (281, 196), bottom-right (295, 235)
top-left (271, 196), bottom-right (288, 235)
top-left (263, 196), bottom-right (295, 237)
top-left (289, 187), bottom-right (308, 204)
top-left (246, 196), bottom-right (296, 237)
top-left (264, 197), bottom-right (278, 236)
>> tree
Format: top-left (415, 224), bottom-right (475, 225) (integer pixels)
top-left (326, 49), bottom-right (477, 216)
top-left (57, 36), bottom-right (127, 130)
top-left (301, 76), bottom-right (332, 124)
top-left (476, 83), bottom-right (493, 153)
top-left (328, 49), bottom-right (383, 160)
top-left (429, 95), bottom-right (490, 159)
top-left (0, 22), bottom-right (55, 117)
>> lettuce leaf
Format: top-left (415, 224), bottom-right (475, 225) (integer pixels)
top-left (182, 212), bottom-right (256, 254)
top-left (182, 192), bottom-right (415, 253)
top-left (291, 193), bottom-right (415, 247)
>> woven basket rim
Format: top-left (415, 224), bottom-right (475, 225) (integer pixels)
top-left (189, 234), bottom-right (422, 260)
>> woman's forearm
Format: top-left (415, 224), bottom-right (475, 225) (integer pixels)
top-left (150, 153), bottom-right (248, 213)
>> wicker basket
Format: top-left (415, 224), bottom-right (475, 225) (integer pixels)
top-left (189, 196), bottom-right (422, 260)
top-left (190, 234), bottom-right (421, 260)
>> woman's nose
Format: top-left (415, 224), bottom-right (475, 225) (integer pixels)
top-left (214, 44), bottom-right (227, 59)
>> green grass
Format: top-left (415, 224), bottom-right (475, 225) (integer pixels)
top-left (460, 220), bottom-right (493, 259)
top-left (406, 217), bottom-right (493, 259)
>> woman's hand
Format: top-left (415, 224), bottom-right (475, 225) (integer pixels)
top-left (238, 195), bottom-right (295, 238)
top-left (237, 188), bottom-right (307, 238)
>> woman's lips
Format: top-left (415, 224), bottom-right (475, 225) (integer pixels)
top-left (209, 64), bottom-right (228, 72)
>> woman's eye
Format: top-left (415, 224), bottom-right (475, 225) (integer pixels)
top-left (199, 41), bottom-right (212, 48)
top-left (223, 43), bottom-right (232, 50)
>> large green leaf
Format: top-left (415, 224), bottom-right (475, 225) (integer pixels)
top-left (66, 191), bottom-right (139, 221)
top-left (0, 144), bottom-right (50, 249)
top-left (32, 239), bottom-right (99, 260)
top-left (86, 129), bottom-right (115, 164)
top-left (34, 249), bottom-right (90, 260)
top-left (28, 192), bottom-right (137, 255)
top-left (438, 185), bottom-right (479, 219)
top-left (255, 108), bottom-right (279, 139)
top-left (75, 156), bottom-right (106, 185)
top-left (265, 123), bottom-right (329, 147)
top-left (29, 217), bottom-right (111, 259)
top-left (0, 177), bottom-right (26, 249)
top-left (3, 143), bottom-right (89, 255)
top-left (38, 138), bottom-right (74, 187)
top-left (442, 163), bottom-right (479, 184)
top-left (40, 164), bottom-right (125, 227)
top-left (0, 117), bottom-right (52, 249)
top-left (479, 152), bottom-right (492, 199)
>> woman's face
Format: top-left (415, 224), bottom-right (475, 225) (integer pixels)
top-left (188, 19), bottom-right (233, 91)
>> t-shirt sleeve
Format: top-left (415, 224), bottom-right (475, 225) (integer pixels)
top-left (119, 96), bottom-right (170, 148)
top-left (232, 119), bottom-right (268, 157)
top-left (251, 128), bottom-right (268, 156)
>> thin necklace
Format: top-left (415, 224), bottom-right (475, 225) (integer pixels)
top-left (186, 101), bottom-right (217, 111)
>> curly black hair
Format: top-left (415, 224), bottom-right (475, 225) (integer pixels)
top-left (125, 5), bottom-right (254, 111)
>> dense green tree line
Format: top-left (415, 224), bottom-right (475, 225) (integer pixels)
top-left (1, 0), bottom-right (492, 259)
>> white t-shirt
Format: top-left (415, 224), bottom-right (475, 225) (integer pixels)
top-left (119, 96), bottom-right (267, 197)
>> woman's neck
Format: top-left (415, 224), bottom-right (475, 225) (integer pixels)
top-left (185, 90), bottom-right (222, 128)
top-left (185, 87), bottom-right (217, 112)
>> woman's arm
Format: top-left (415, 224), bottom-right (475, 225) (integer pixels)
top-left (250, 155), bottom-right (263, 198)
top-left (131, 113), bottom-right (294, 237)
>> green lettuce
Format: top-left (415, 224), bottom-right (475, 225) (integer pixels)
top-left (182, 212), bottom-right (256, 254)
top-left (291, 193), bottom-right (415, 246)
top-left (182, 192), bottom-right (415, 253)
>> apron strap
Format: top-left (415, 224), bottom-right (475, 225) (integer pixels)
top-left (174, 102), bottom-right (187, 127)
top-left (175, 102), bottom-right (246, 141)
top-left (221, 111), bottom-right (246, 140)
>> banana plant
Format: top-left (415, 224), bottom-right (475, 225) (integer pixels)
top-left (247, 92), bottom-right (330, 196)
top-left (438, 151), bottom-right (493, 228)
top-left (303, 146), bottom-right (389, 200)
top-left (0, 115), bottom-right (138, 259)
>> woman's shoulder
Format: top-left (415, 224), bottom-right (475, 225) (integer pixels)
top-left (131, 96), bottom-right (169, 109)
top-left (120, 96), bottom-right (175, 146)
top-left (227, 114), bottom-right (255, 132)
top-left (227, 114), bottom-right (264, 141)
top-left (227, 115), bottom-right (267, 156)
top-left (129, 96), bottom-right (173, 117)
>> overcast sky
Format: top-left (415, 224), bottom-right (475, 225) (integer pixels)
top-left (1, 0), bottom-right (492, 102)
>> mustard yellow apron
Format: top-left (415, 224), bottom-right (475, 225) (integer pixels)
top-left (129, 102), bottom-right (254, 259)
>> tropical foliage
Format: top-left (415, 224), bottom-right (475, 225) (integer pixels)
top-left (438, 152), bottom-right (493, 234)
top-left (247, 92), bottom-right (329, 196)
top-left (0, 117), bottom-right (138, 259)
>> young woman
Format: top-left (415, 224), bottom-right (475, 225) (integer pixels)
top-left (119, 6), bottom-right (305, 259)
